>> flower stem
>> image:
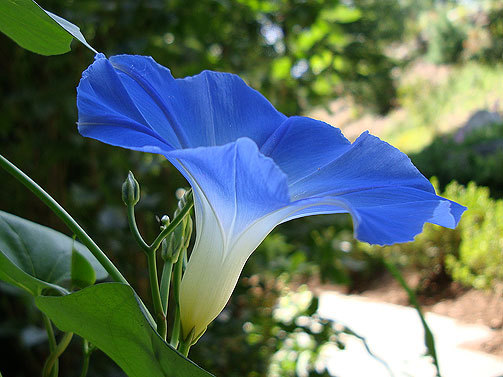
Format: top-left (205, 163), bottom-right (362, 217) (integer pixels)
top-left (125, 190), bottom-right (191, 340)
top-left (178, 338), bottom-right (191, 357)
top-left (160, 259), bottom-right (173, 316)
top-left (79, 353), bottom-right (90, 377)
top-left (384, 260), bottom-right (441, 377)
top-left (42, 314), bottom-right (58, 377)
top-left (126, 205), bottom-right (150, 254)
top-left (42, 313), bottom-right (57, 352)
top-left (150, 198), bottom-right (193, 253)
top-left (79, 340), bottom-right (93, 377)
top-left (0, 154), bottom-right (128, 285)
top-left (146, 249), bottom-right (167, 340)
top-left (178, 328), bottom-right (195, 357)
top-left (169, 251), bottom-right (184, 348)
top-left (170, 308), bottom-right (181, 348)
top-left (42, 332), bottom-right (74, 377)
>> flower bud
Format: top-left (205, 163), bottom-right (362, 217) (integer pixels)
top-left (121, 171), bottom-right (140, 206)
top-left (160, 215), bottom-right (170, 228)
top-left (161, 219), bottom-right (185, 262)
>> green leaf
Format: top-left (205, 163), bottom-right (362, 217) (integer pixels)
top-left (0, 0), bottom-right (96, 55)
top-left (0, 211), bottom-right (107, 295)
top-left (44, 10), bottom-right (97, 54)
top-left (71, 243), bottom-right (96, 289)
top-left (36, 283), bottom-right (213, 377)
top-left (271, 56), bottom-right (292, 80)
top-left (383, 260), bottom-right (442, 377)
top-left (322, 5), bottom-right (362, 23)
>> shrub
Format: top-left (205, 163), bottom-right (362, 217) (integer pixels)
top-left (411, 122), bottom-right (503, 198)
top-left (426, 11), bottom-right (466, 64)
top-left (191, 276), bottom-right (358, 377)
top-left (481, 4), bottom-right (503, 62)
top-left (443, 181), bottom-right (503, 290)
top-left (359, 179), bottom-right (503, 291)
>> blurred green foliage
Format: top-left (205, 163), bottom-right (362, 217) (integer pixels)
top-left (411, 122), bottom-right (503, 198)
top-left (360, 179), bottom-right (503, 291)
top-left (482, 4), bottom-right (503, 62)
top-left (189, 277), bottom-right (335, 376)
top-left (386, 62), bottom-right (503, 153)
top-left (443, 181), bottom-right (503, 290)
top-left (425, 11), bottom-right (466, 64)
top-left (460, 2), bottom-right (503, 63)
top-left (251, 217), bottom-right (383, 289)
top-left (190, 272), bottom-right (382, 376)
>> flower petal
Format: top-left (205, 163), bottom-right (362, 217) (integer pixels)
top-left (168, 138), bottom-right (290, 251)
top-left (167, 67), bottom-right (287, 148)
top-left (338, 187), bottom-right (466, 244)
top-left (78, 54), bottom-right (287, 151)
top-left (77, 54), bottom-right (174, 153)
top-left (263, 129), bottom-right (465, 244)
top-left (175, 138), bottom-right (290, 337)
top-left (287, 131), bottom-right (436, 200)
top-left (283, 187), bottom-right (465, 245)
top-left (260, 116), bottom-right (352, 185)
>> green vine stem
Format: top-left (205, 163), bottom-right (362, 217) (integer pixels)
top-left (384, 260), bottom-right (441, 377)
top-left (79, 340), bottom-right (93, 377)
top-left (178, 330), bottom-right (194, 357)
top-left (146, 249), bottom-right (167, 340)
top-left (126, 204), bottom-right (151, 253)
top-left (150, 192), bottom-right (193, 253)
top-left (169, 251), bottom-right (184, 348)
top-left (126, 191), bottom-right (193, 256)
top-left (160, 258), bottom-right (173, 316)
top-left (125, 188), bottom-right (193, 340)
top-left (79, 352), bottom-right (91, 377)
top-left (42, 332), bottom-right (74, 377)
top-left (0, 154), bottom-right (128, 285)
top-left (170, 307), bottom-right (181, 349)
top-left (42, 314), bottom-right (58, 377)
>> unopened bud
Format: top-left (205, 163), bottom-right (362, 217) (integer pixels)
top-left (122, 171), bottom-right (140, 206)
top-left (160, 215), bottom-right (171, 227)
top-left (175, 188), bottom-right (187, 200)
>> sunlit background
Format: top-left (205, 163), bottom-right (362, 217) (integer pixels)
top-left (1, 0), bottom-right (502, 376)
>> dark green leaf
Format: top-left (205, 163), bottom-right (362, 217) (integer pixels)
top-left (0, 0), bottom-right (96, 55)
top-left (36, 283), bottom-right (213, 377)
top-left (0, 211), bottom-right (107, 295)
top-left (71, 243), bottom-right (96, 289)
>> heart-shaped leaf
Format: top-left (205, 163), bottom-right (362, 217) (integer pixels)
top-left (71, 244), bottom-right (96, 289)
top-left (0, 0), bottom-right (96, 55)
top-left (36, 283), bottom-right (213, 377)
top-left (0, 211), bottom-right (107, 295)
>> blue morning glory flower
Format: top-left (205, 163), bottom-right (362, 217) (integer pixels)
top-left (77, 53), bottom-right (465, 340)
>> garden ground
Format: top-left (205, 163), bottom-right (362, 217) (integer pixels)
top-left (355, 270), bottom-right (503, 357)
top-left (316, 274), bottom-right (503, 377)
top-left (319, 287), bottom-right (503, 377)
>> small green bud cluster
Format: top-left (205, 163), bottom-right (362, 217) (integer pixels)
top-left (161, 189), bottom-right (193, 263)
